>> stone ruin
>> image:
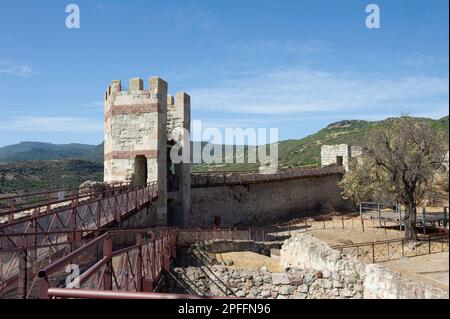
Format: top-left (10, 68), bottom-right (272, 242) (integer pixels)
top-left (168, 235), bottom-right (448, 299)
top-left (321, 144), bottom-right (363, 171)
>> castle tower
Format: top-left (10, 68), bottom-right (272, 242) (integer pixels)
top-left (166, 92), bottom-right (191, 225)
top-left (104, 76), bottom-right (168, 225)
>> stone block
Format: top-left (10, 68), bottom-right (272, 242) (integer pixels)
top-left (272, 273), bottom-right (290, 285)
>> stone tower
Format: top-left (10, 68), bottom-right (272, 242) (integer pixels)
top-left (104, 76), bottom-right (191, 226)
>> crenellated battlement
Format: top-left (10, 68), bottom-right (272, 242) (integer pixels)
top-left (104, 77), bottom-right (168, 103)
top-left (167, 92), bottom-right (190, 108)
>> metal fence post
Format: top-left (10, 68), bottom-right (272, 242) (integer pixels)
top-left (422, 207), bottom-right (427, 235)
top-left (360, 203), bottom-right (365, 232)
top-left (401, 239), bottom-right (404, 257)
top-left (377, 203), bottom-right (382, 227)
top-left (428, 235), bottom-right (431, 254)
top-left (444, 207), bottom-right (448, 229)
top-left (372, 242), bottom-right (375, 263)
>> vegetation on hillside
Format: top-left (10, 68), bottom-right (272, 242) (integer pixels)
top-left (0, 115), bottom-right (447, 194)
top-left (192, 115), bottom-right (449, 172)
top-left (0, 159), bottom-right (103, 195)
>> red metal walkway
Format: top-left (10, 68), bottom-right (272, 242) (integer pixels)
top-left (0, 183), bottom-right (158, 298)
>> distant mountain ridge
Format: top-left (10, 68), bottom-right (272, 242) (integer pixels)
top-left (0, 115), bottom-right (448, 194)
top-left (0, 116), bottom-right (448, 168)
top-left (0, 142), bottom-right (98, 163)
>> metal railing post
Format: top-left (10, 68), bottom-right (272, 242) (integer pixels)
top-left (136, 233), bottom-right (143, 292)
top-left (103, 235), bottom-right (112, 290)
top-left (19, 237), bottom-right (28, 299)
top-left (39, 277), bottom-right (50, 299)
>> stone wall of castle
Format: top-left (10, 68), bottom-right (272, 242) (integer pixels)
top-left (188, 168), bottom-right (351, 226)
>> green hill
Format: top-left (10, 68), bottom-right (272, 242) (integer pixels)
top-left (0, 115), bottom-right (447, 194)
top-left (0, 159), bottom-right (103, 195)
top-left (79, 142), bottom-right (105, 163)
top-left (192, 115), bottom-right (449, 172)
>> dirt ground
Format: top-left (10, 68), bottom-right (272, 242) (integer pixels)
top-left (309, 228), bottom-right (402, 246)
top-left (381, 252), bottom-right (449, 290)
top-left (214, 251), bottom-right (283, 272)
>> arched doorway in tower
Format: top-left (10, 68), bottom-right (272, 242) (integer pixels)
top-left (133, 155), bottom-right (148, 186)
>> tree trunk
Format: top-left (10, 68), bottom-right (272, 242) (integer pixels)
top-left (404, 201), bottom-right (417, 240)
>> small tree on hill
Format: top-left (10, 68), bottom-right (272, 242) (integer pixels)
top-left (340, 116), bottom-right (447, 240)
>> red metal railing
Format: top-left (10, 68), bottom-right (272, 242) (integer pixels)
top-left (46, 288), bottom-right (235, 299)
top-left (0, 183), bottom-right (158, 250)
top-left (0, 183), bottom-right (159, 298)
top-left (0, 182), bottom-right (131, 221)
top-left (0, 182), bottom-right (132, 223)
top-left (38, 228), bottom-right (178, 299)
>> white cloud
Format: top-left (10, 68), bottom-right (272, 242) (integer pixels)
top-left (0, 59), bottom-right (34, 77)
top-left (189, 67), bottom-right (449, 115)
top-left (0, 116), bottom-right (103, 133)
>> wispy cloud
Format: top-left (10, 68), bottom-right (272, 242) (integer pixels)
top-left (83, 101), bottom-right (104, 108)
top-left (0, 59), bottom-right (34, 77)
top-left (0, 116), bottom-right (103, 133)
top-left (190, 67), bottom-right (449, 115)
top-left (225, 40), bottom-right (334, 58)
top-left (400, 52), bottom-right (449, 68)
top-left (164, 4), bottom-right (221, 32)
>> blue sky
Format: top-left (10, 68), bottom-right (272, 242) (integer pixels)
top-left (0, 0), bottom-right (448, 147)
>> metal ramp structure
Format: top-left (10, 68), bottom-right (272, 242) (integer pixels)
top-left (0, 183), bottom-right (159, 298)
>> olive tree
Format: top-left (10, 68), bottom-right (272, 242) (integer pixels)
top-left (340, 116), bottom-right (447, 240)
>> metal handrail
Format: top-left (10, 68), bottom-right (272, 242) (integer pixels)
top-left (47, 288), bottom-right (237, 299)
top-left (0, 182), bottom-right (157, 221)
